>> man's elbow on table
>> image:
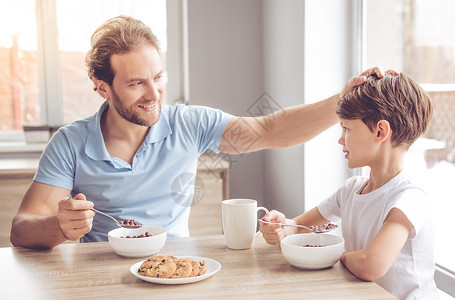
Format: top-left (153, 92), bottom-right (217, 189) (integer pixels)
top-left (10, 215), bottom-right (29, 248)
top-left (10, 226), bottom-right (20, 248)
top-left (10, 214), bottom-right (65, 249)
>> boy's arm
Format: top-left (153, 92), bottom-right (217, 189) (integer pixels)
top-left (340, 208), bottom-right (413, 281)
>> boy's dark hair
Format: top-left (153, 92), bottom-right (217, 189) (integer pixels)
top-left (337, 73), bottom-right (433, 149)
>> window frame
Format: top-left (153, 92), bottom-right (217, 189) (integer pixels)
top-left (0, 0), bottom-right (187, 144)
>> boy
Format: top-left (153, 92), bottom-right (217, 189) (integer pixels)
top-left (260, 73), bottom-right (438, 300)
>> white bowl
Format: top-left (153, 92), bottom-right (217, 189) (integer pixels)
top-left (108, 226), bottom-right (167, 258)
top-left (280, 233), bottom-right (344, 270)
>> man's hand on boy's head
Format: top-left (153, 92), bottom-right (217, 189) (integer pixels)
top-left (341, 75), bottom-right (367, 96)
top-left (341, 67), bottom-right (401, 96)
top-left (361, 66), bottom-right (386, 78)
top-left (361, 66), bottom-right (400, 77)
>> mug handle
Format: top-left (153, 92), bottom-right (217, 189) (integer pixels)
top-left (255, 207), bottom-right (269, 236)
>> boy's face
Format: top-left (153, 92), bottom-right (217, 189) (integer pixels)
top-left (338, 118), bottom-right (379, 169)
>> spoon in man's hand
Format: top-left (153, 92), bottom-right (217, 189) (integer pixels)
top-left (91, 207), bottom-right (142, 229)
top-left (69, 196), bottom-right (142, 229)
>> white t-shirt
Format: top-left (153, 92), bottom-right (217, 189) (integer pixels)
top-left (318, 171), bottom-right (438, 300)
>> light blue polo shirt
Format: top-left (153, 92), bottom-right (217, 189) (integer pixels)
top-left (34, 101), bottom-right (233, 242)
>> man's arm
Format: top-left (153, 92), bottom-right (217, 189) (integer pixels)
top-left (10, 181), bottom-right (94, 249)
top-left (219, 67), bottom-right (393, 154)
top-left (219, 93), bottom-right (339, 154)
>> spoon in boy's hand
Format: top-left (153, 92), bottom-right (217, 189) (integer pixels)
top-left (258, 218), bottom-right (337, 234)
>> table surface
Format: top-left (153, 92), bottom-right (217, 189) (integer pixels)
top-left (0, 235), bottom-right (396, 299)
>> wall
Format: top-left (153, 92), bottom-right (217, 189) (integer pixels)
top-left (261, 0), bottom-right (306, 215)
top-left (187, 0), bottom-right (266, 204)
top-left (303, 0), bottom-right (355, 210)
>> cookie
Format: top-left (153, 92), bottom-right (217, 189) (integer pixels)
top-left (185, 258), bottom-right (200, 277)
top-left (138, 256), bottom-right (166, 275)
top-left (170, 258), bottom-right (193, 278)
top-left (139, 256), bottom-right (176, 278)
top-left (138, 256), bottom-right (208, 278)
top-left (138, 261), bottom-right (151, 275)
top-left (197, 260), bottom-right (207, 276)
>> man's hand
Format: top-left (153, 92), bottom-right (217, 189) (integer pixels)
top-left (219, 67), bottom-right (400, 154)
top-left (342, 67), bottom-right (400, 96)
top-left (361, 66), bottom-right (400, 77)
top-left (57, 193), bottom-right (95, 241)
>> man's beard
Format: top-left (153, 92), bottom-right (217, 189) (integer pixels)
top-left (110, 87), bottom-right (161, 127)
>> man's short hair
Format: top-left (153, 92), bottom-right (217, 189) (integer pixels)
top-left (85, 15), bottom-right (160, 89)
top-left (337, 73), bottom-right (433, 149)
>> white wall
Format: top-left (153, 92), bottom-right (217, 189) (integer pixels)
top-left (187, 0), bottom-right (266, 204)
top-left (262, 0), bottom-right (306, 215)
top-left (303, 0), bottom-right (355, 210)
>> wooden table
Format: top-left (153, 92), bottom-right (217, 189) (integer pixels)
top-left (0, 235), bottom-right (396, 299)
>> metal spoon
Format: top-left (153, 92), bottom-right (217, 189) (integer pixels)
top-left (91, 208), bottom-right (142, 229)
top-left (68, 197), bottom-right (142, 229)
top-left (258, 219), bottom-right (337, 234)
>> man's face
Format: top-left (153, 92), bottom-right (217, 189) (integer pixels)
top-left (108, 45), bottom-right (165, 127)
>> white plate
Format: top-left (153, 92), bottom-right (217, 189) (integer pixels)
top-left (130, 256), bottom-right (221, 285)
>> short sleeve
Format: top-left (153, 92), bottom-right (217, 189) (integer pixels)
top-left (171, 105), bottom-right (233, 155)
top-left (318, 187), bottom-right (345, 222)
top-left (195, 106), bottom-right (233, 154)
top-left (318, 176), bottom-right (366, 222)
top-left (389, 188), bottom-right (428, 238)
top-left (33, 129), bottom-right (75, 190)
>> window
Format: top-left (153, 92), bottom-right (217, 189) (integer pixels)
top-left (0, 1), bottom-right (39, 132)
top-left (362, 0), bottom-right (455, 291)
top-left (0, 0), bottom-right (170, 140)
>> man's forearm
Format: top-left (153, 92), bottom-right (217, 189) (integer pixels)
top-left (264, 93), bottom-right (339, 148)
top-left (10, 214), bottom-right (67, 249)
top-left (219, 93), bottom-right (339, 154)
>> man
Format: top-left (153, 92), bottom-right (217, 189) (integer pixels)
top-left (10, 16), bottom-right (385, 249)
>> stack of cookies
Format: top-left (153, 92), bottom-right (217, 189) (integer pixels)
top-left (138, 255), bottom-right (207, 278)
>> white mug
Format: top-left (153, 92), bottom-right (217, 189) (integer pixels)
top-left (222, 199), bottom-right (269, 249)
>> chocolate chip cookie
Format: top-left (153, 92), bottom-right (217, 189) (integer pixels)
top-left (197, 260), bottom-right (207, 276)
top-left (138, 255), bottom-right (208, 278)
top-left (139, 256), bottom-right (176, 278)
top-left (170, 258), bottom-right (193, 278)
top-left (185, 258), bottom-right (200, 277)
